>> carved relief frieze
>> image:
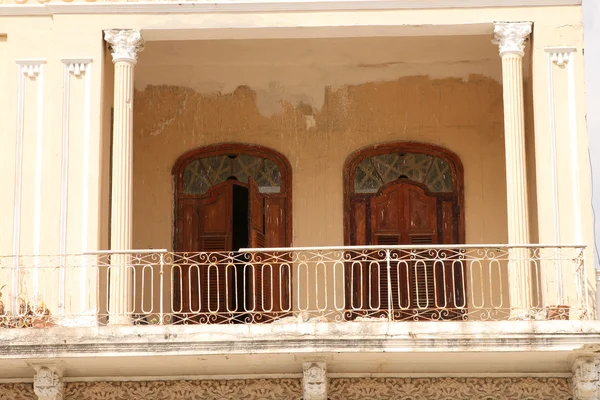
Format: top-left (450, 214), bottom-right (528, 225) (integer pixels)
top-left (63, 379), bottom-right (303, 400)
top-left (0, 377), bottom-right (574, 400)
top-left (328, 377), bottom-right (572, 400)
top-left (0, 383), bottom-right (36, 400)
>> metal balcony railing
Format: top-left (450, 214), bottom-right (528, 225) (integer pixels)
top-left (0, 245), bottom-right (590, 328)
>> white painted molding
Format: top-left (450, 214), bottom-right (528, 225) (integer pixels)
top-left (15, 59), bottom-right (46, 79)
top-left (546, 47), bottom-right (576, 67)
top-left (0, 0), bottom-right (583, 16)
top-left (62, 58), bottom-right (92, 77)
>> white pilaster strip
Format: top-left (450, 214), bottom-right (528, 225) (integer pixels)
top-left (545, 46), bottom-right (576, 305)
top-left (33, 64), bottom-right (45, 301)
top-left (13, 59), bottom-right (46, 312)
top-left (60, 58), bottom-right (93, 317)
top-left (566, 50), bottom-right (582, 244)
top-left (545, 48), bottom-right (563, 304)
top-left (82, 61), bottom-right (92, 312)
top-left (544, 49), bottom-right (561, 246)
top-left (12, 62), bottom-right (25, 314)
top-left (81, 62), bottom-right (92, 254)
top-left (59, 61), bottom-right (71, 258)
top-left (58, 61), bottom-right (71, 317)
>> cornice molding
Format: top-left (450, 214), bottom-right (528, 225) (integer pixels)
top-left (0, 0), bottom-right (583, 16)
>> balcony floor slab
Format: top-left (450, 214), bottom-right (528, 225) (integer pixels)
top-left (1, 320), bottom-right (600, 379)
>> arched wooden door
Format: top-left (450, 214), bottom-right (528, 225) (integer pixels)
top-left (172, 144), bottom-right (292, 323)
top-left (344, 143), bottom-right (465, 320)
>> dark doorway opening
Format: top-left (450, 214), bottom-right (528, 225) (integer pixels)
top-left (231, 182), bottom-right (249, 322)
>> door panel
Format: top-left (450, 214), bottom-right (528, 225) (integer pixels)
top-left (248, 178), bottom-right (290, 320)
top-left (371, 187), bottom-right (402, 235)
top-left (174, 183), bottom-right (232, 321)
top-left (364, 182), bottom-right (457, 320)
top-left (248, 178), bottom-right (268, 314)
top-left (370, 185), bottom-right (406, 316)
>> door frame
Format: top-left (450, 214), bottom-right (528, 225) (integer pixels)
top-left (343, 141), bottom-right (465, 245)
top-left (172, 142), bottom-right (293, 250)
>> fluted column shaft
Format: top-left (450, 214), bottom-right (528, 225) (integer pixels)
top-left (501, 53), bottom-right (530, 245)
top-left (104, 29), bottom-right (144, 325)
top-left (494, 22), bottom-right (532, 319)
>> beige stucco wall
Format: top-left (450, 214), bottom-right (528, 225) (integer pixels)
top-left (131, 36), bottom-right (510, 250)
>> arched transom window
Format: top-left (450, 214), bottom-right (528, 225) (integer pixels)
top-left (183, 154), bottom-right (281, 195)
top-left (354, 152), bottom-right (453, 194)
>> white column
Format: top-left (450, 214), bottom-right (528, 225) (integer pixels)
top-left (103, 29), bottom-right (144, 325)
top-left (33, 365), bottom-right (63, 400)
top-left (572, 357), bottom-right (600, 400)
top-left (303, 361), bottom-right (328, 400)
top-left (493, 22), bottom-right (533, 319)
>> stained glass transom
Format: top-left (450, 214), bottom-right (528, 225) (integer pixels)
top-left (183, 154), bottom-right (281, 195)
top-left (354, 152), bottom-right (453, 193)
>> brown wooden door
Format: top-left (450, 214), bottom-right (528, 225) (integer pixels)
top-left (369, 182), bottom-right (441, 318)
top-left (174, 182), bottom-right (233, 319)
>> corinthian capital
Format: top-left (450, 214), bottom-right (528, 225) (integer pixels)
top-left (493, 22), bottom-right (532, 57)
top-left (104, 29), bottom-right (145, 64)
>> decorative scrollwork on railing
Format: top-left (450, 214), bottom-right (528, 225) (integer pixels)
top-left (0, 245), bottom-right (590, 327)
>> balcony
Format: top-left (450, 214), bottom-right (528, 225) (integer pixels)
top-left (0, 244), bottom-right (590, 328)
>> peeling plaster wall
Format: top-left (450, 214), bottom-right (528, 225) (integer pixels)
top-left (132, 36), bottom-right (510, 249)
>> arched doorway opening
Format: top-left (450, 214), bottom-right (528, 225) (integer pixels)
top-left (172, 143), bottom-right (292, 322)
top-left (343, 142), bottom-right (465, 320)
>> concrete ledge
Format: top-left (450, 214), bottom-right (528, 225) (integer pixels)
top-left (2, 320), bottom-right (600, 359)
